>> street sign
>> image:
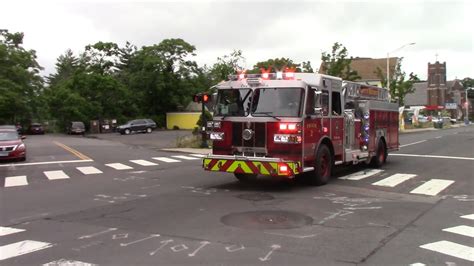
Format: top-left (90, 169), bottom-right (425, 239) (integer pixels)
top-left (445, 103), bottom-right (457, 110)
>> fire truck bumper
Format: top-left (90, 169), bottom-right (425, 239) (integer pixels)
top-left (203, 155), bottom-right (301, 177)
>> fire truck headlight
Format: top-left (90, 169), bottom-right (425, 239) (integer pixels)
top-left (213, 121), bottom-right (221, 128)
top-left (210, 132), bottom-right (224, 140)
top-left (362, 145), bottom-right (368, 151)
top-left (207, 121), bottom-right (214, 128)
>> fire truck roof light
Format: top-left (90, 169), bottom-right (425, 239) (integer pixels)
top-left (238, 73), bottom-right (245, 80)
top-left (262, 72), bottom-right (269, 79)
top-left (276, 71), bottom-right (283, 79)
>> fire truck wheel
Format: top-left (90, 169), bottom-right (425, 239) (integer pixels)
top-left (372, 139), bottom-right (387, 168)
top-left (311, 144), bottom-right (333, 186)
top-left (234, 173), bottom-right (258, 183)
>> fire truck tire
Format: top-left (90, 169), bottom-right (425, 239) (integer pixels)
top-left (234, 173), bottom-right (258, 183)
top-left (372, 139), bottom-right (387, 168)
top-left (310, 144), bottom-right (333, 186)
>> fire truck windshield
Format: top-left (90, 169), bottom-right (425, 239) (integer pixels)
top-left (251, 88), bottom-right (304, 117)
top-left (214, 88), bottom-right (252, 117)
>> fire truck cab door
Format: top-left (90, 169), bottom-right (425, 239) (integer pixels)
top-left (330, 90), bottom-right (344, 159)
top-left (304, 88), bottom-right (330, 163)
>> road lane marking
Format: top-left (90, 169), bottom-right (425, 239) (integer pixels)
top-left (77, 166), bottom-right (103, 175)
top-left (461, 214), bottom-right (474, 220)
top-left (0, 226), bottom-right (25, 236)
top-left (338, 169), bottom-right (384, 180)
top-left (443, 225), bottom-right (474, 238)
top-left (0, 240), bottom-right (53, 261)
top-left (372, 173), bottom-right (417, 187)
top-left (4, 176), bottom-right (28, 187)
top-left (44, 170), bottom-right (69, 180)
top-left (189, 154), bottom-right (206, 158)
top-left (152, 157), bottom-right (181, 163)
top-left (410, 179), bottom-right (455, 196)
top-left (105, 163), bottom-right (133, 170)
top-left (420, 240), bottom-right (474, 262)
top-left (435, 136), bottom-right (442, 139)
top-left (172, 155), bottom-right (199, 160)
top-left (130, 160), bottom-right (158, 166)
top-left (53, 141), bottom-right (92, 160)
top-left (0, 159), bottom-right (93, 168)
top-left (399, 140), bottom-right (427, 148)
top-left (391, 154), bottom-right (474, 161)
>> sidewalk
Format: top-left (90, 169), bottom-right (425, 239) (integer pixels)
top-left (400, 122), bottom-right (470, 134)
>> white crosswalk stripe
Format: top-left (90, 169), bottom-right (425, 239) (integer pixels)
top-left (338, 169), bottom-right (384, 180)
top-left (0, 240), bottom-right (53, 261)
top-left (442, 225), bottom-right (474, 238)
top-left (0, 226), bottom-right (25, 236)
top-left (4, 176), bottom-right (28, 187)
top-left (43, 259), bottom-right (96, 266)
top-left (105, 163), bottom-right (133, 170)
top-left (420, 240), bottom-right (474, 262)
top-left (130, 159), bottom-right (158, 166)
top-left (189, 154), bottom-right (206, 158)
top-left (77, 166), bottom-right (103, 175)
top-left (153, 157), bottom-right (181, 163)
top-left (410, 179), bottom-right (455, 196)
top-left (44, 170), bottom-right (69, 180)
top-left (171, 155), bottom-right (199, 160)
top-left (372, 173), bottom-right (417, 187)
top-left (461, 214), bottom-right (474, 220)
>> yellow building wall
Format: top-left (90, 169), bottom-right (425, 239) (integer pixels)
top-left (166, 112), bottom-right (200, 130)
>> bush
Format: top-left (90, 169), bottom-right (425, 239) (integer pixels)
top-left (172, 125), bottom-right (180, 130)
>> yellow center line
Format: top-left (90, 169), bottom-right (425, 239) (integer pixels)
top-left (53, 141), bottom-right (92, 161)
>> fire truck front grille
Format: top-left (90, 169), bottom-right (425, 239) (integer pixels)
top-left (232, 122), bottom-right (266, 148)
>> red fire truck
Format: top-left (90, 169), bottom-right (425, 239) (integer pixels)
top-left (203, 71), bottom-right (399, 185)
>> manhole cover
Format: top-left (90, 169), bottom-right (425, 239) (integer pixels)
top-left (236, 193), bottom-right (275, 201)
top-left (221, 210), bottom-right (313, 230)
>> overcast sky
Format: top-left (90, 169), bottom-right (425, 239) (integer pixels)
top-left (2, 0), bottom-right (472, 81)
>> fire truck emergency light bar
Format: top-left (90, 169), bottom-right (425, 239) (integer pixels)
top-left (229, 69), bottom-right (296, 81)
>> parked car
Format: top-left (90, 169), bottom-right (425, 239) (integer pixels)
top-left (28, 123), bottom-right (45, 135)
top-left (67, 121), bottom-right (86, 135)
top-left (0, 129), bottom-right (26, 161)
top-left (117, 119), bottom-right (157, 135)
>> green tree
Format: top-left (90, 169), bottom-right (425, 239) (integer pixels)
top-left (320, 42), bottom-right (360, 80)
top-left (250, 57), bottom-right (301, 73)
top-left (301, 61), bottom-right (314, 73)
top-left (375, 58), bottom-right (420, 106)
top-left (0, 30), bottom-right (44, 124)
top-left (46, 49), bottom-right (79, 87)
top-left (209, 50), bottom-right (245, 83)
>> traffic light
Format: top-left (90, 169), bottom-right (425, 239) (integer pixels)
top-left (193, 93), bottom-right (210, 103)
top-left (193, 93), bottom-right (202, 103)
top-left (202, 93), bottom-right (209, 103)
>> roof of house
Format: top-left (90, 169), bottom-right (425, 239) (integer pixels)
top-left (350, 57), bottom-right (398, 81)
top-left (404, 82), bottom-right (428, 106)
top-left (318, 57), bottom-right (399, 81)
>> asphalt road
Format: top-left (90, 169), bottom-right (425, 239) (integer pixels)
top-left (0, 127), bottom-right (473, 266)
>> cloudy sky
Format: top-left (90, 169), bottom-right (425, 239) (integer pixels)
top-left (2, 0), bottom-right (472, 81)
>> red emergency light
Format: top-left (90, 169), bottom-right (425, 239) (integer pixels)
top-left (279, 123), bottom-right (299, 133)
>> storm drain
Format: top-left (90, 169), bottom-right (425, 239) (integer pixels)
top-left (221, 210), bottom-right (313, 230)
top-left (236, 193), bottom-right (275, 201)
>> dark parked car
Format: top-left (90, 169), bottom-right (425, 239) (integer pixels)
top-left (67, 121), bottom-right (86, 135)
top-left (28, 123), bottom-right (45, 135)
top-left (0, 129), bottom-right (26, 161)
top-left (117, 119), bottom-right (157, 135)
